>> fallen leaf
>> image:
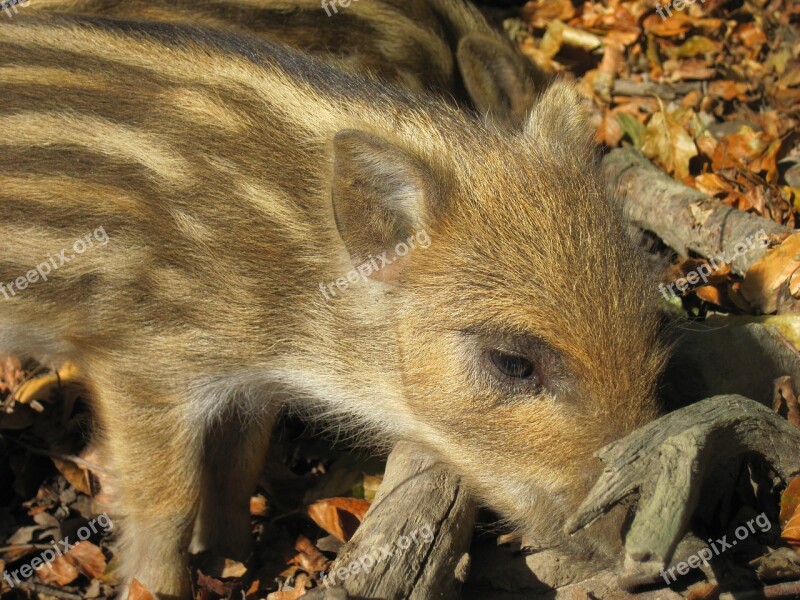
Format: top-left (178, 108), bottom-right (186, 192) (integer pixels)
top-left (66, 541), bottom-right (106, 580)
top-left (35, 554), bottom-right (80, 586)
top-left (306, 497), bottom-right (371, 543)
top-left (709, 80), bottom-right (751, 101)
top-left (250, 494), bottom-right (269, 517)
top-left (266, 573), bottom-right (310, 600)
top-left (693, 173), bottom-right (732, 195)
top-left (289, 535), bottom-right (331, 574)
top-left (0, 354), bottom-right (25, 392)
top-left (773, 376), bottom-right (800, 428)
top-left (127, 579), bottom-right (155, 600)
top-left (52, 458), bottom-right (92, 496)
top-left (741, 232), bottom-right (800, 313)
top-left (521, 0), bottom-right (575, 29)
top-left (221, 558), bottom-right (247, 578)
top-left (642, 109), bottom-right (698, 180)
top-left (782, 478), bottom-right (800, 545)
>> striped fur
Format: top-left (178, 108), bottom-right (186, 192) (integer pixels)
top-left (0, 13), bottom-right (666, 598)
top-left (25, 0), bottom-right (548, 126)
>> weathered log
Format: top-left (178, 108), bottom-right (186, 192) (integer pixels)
top-left (603, 147), bottom-right (791, 276)
top-left (566, 395), bottom-right (800, 578)
top-left (306, 441), bottom-right (475, 600)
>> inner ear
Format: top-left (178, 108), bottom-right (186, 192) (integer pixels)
top-left (331, 129), bottom-right (437, 281)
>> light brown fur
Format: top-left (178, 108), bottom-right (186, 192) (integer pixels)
top-left (25, 0), bottom-right (548, 127)
top-left (0, 13), bottom-right (667, 599)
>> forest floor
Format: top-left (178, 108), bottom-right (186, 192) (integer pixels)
top-left (1, 0), bottom-right (799, 599)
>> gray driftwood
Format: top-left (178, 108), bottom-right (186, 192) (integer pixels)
top-left (603, 148), bottom-right (791, 275)
top-left (306, 441), bottom-right (475, 600)
top-left (566, 395), bottom-right (800, 578)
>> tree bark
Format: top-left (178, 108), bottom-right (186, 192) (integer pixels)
top-left (603, 148), bottom-right (792, 276)
top-left (567, 395), bottom-right (800, 579)
top-left (306, 441), bottom-right (475, 600)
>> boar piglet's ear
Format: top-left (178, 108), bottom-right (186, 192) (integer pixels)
top-left (456, 34), bottom-right (538, 129)
top-left (523, 81), bottom-right (592, 151)
top-left (331, 129), bottom-right (436, 283)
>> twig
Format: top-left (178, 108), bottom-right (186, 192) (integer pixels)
top-left (0, 543), bottom-right (55, 553)
top-left (14, 581), bottom-right (83, 600)
top-left (612, 79), bottom-right (704, 99)
top-left (720, 579), bottom-right (800, 599)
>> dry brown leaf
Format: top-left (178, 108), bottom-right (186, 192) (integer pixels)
top-left (35, 554), bottom-right (80, 586)
top-left (197, 571), bottom-right (241, 596)
top-left (596, 109), bottom-right (623, 146)
top-left (306, 497), bottom-right (371, 543)
top-left (0, 354), bottom-right (25, 393)
top-left (694, 285), bottom-right (728, 308)
top-left (66, 541), bottom-right (107, 580)
top-left (52, 458), bottom-right (93, 496)
top-left (741, 232), bottom-right (800, 313)
top-left (221, 558), bottom-right (247, 578)
top-left (781, 477), bottom-right (800, 545)
top-left (250, 494), bottom-right (269, 517)
top-left (289, 535), bottom-right (331, 574)
top-left (709, 80), bottom-right (751, 101)
top-left (693, 173), bottom-right (732, 195)
top-left (670, 36), bottom-right (721, 58)
top-left (734, 22), bottom-right (767, 50)
top-left (127, 578), bottom-right (155, 600)
top-left (685, 581), bottom-right (720, 600)
top-left (266, 573), bottom-right (310, 600)
top-left (711, 127), bottom-right (781, 183)
top-left (663, 59), bottom-right (716, 81)
top-left (773, 376), bottom-right (800, 428)
top-left (641, 109), bottom-right (698, 180)
top-left (521, 0), bottom-right (575, 29)
top-left (643, 14), bottom-right (693, 37)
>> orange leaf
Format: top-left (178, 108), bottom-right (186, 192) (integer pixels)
top-left (35, 555), bottom-right (80, 586)
top-left (65, 541), bottom-right (106, 580)
top-left (741, 232), bottom-right (800, 313)
top-left (780, 478), bottom-right (800, 529)
top-left (289, 535), bottom-right (331, 574)
top-left (127, 579), bottom-right (155, 600)
top-left (306, 497), bottom-right (371, 543)
top-left (250, 494), bottom-right (269, 517)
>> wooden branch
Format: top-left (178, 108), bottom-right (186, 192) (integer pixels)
top-left (603, 148), bottom-right (791, 276)
top-left (305, 441), bottom-right (475, 600)
top-left (612, 79), bottom-right (703, 100)
top-left (566, 395), bottom-right (800, 578)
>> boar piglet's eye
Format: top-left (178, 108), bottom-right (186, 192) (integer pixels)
top-left (470, 333), bottom-right (566, 396)
top-left (489, 350), bottom-right (535, 380)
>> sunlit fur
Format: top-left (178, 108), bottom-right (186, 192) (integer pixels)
top-left (25, 0), bottom-right (547, 126)
top-left (0, 14), bottom-right (667, 599)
